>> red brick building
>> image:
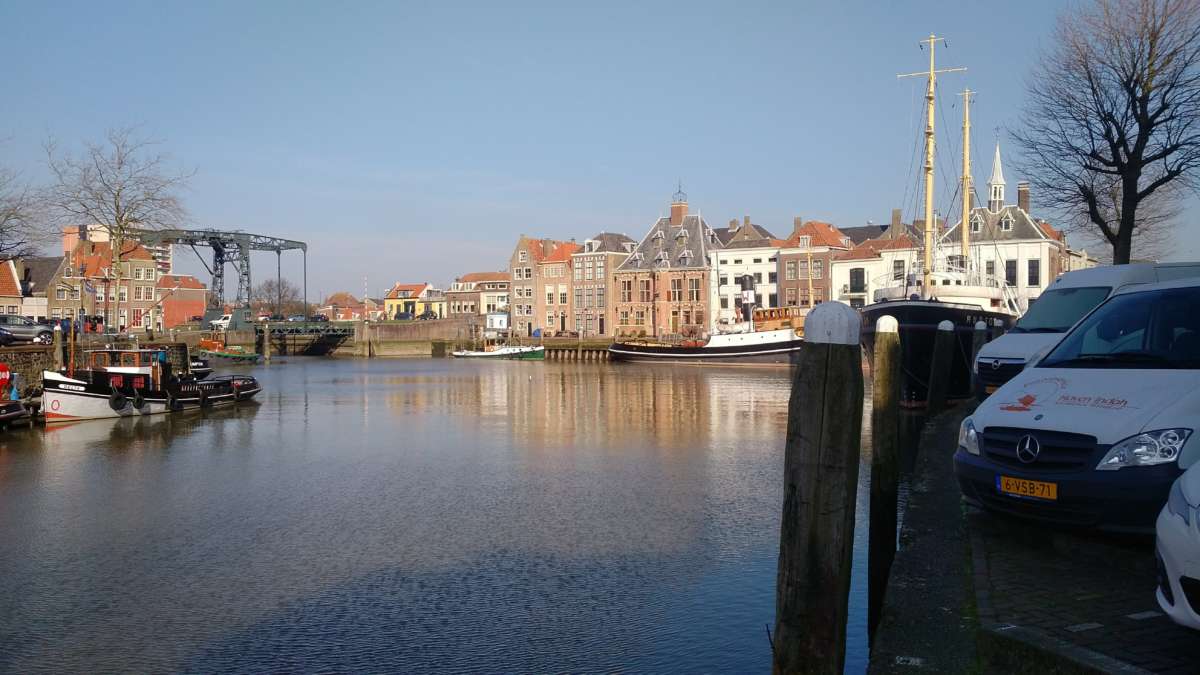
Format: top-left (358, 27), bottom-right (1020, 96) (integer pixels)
top-left (776, 219), bottom-right (852, 308)
top-left (155, 274), bottom-right (207, 329)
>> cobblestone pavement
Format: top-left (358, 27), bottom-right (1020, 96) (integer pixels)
top-left (969, 510), bottom-right (1200, 674)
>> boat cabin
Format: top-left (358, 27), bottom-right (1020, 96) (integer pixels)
top-left (81, 349), bottom-right (173, 390)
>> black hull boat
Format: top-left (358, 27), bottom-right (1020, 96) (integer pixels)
top-left (860, 300), bottom-right (1014, 406)
top-left (42, 348), bottom-right (261, 423)
top-left (609, 328), bottom-right (803, 366)
top-left (189, 357), bottom-right (213, 379)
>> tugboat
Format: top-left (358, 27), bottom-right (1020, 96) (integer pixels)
top-left (860, 36), bottom-right (1018, 405)
top-left (189, 356), bottom-right (213, 379)
top-left (452, 344), bottom-right (545, 360)
top-left (41, 347), bottom-right (261, 423)
top-left (609, 277), bottom-right (804, 365)
top-left (195, 338), bottom-right (261, 366)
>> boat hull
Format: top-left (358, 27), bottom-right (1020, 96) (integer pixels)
top-left (452, 346), bottom-right (545, 360)
top-left (196, 349), bottom-right (261, 366)
top-left (42, 374), bottom-right (261, 423)
top-left (608, 339), bottom-right (803, 366)
top-left (860, 300), bottom-right (1014, 406)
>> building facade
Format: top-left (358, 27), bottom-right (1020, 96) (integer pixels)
top-left (507, 236), bottom-right (580, 337)
top-left (776, 219), bottom-right (853, 309)
top-left (155, 274), bottom-right (207, 329)
top-left (710, 216), bottom-right (781, 327)
top-left (613, 191), bottom-right (722, 338)
top-left (447, 272), bottom-right (509, 316)
top-left (47, 240), bottom-right (159, 329)
top-left (17, 257), bottom-right (62, 320)
top-left (384, 282), bottom-right (446, 319)
top-left (570, 232), bottom-right (634, 337)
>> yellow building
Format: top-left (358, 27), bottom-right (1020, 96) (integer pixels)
top-left (383, 282), bottom-right (447, 320)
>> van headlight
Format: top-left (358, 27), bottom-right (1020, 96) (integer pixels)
top-left (958, 418), bottom-right (980, 456)
top-left (1095, 429), bottom-right (1192, 470)
top-left (1167, 480), bottom-right (1194, 526)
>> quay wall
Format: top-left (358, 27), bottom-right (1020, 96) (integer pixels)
top-left (0, 345), bottom-right (55, 397)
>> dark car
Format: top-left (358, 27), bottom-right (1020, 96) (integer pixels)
top-left (394, 312), bottom-right (414, 321)
top-left (0, 315), bottom-right (54, 344)
top-left (416, 310), bottom-right (439, 321)
top-left (309, 314), bottom-right (329, 322)
top-left (0, 327), bottom-right (13, 346)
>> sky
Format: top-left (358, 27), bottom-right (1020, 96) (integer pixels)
top-left (2, 0), bottom-right (1197, 301)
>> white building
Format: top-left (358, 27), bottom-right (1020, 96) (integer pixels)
top-left (708, 216), bottom-right (780, 327)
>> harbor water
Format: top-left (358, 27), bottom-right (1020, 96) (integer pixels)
top-left (0, 358), bottom-right (876, 673)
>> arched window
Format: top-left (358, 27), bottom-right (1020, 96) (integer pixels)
top-left (1000, 214), bottom-right (1014, 231)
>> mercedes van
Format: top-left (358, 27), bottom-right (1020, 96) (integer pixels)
top-left (955, 276), bottom-right (1200, 531)
top-left (975, 263), bottom-right (1200, 398)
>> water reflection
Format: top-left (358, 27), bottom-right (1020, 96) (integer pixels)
top-left (0, 358), bottom-right (871, 673)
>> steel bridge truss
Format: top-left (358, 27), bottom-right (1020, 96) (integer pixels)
top-left (133, 228), bottom-right (308, 326)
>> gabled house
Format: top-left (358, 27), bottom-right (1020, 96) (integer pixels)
top-left (508, 236), bottom-right (580, 336)
top-left (48, 240), bottom-right (159, 329)
top-left (571, 232), bottom-right (634, 337)
top-left (17, 256), bottom-right (61, 320)
top-left (776, 219), bottom-right (853, 309)
top-left (384, 282), bottom-right (445, 319)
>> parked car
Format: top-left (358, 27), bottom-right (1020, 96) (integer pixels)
top-left (208, 314), bottom-right (233, 330)
top-left (416, 310), bottom-right (438, 321)
top-left (287, 315), bottom-right (306, 322)
top-left (309, 314), bottom-right (329, 322)
top-left (394, 312), bottom-right (414, 321)
top-left (0, 315), bottom-right (54, 344)
top-left (1157, 464), bottom-right (1200, 630)
top-left (955, 277), bottom-right (1200, 532)
top-left (975, 262), bottom-right (1200, 399)
top-left (0, 327), bottom-right (13, 346)
top-left (256, 314), bottom-right (271, 322)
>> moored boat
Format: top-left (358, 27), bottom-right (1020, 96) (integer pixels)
top-left (452, 345), bottom-right (545, 360)
top-left (189, 357), bottom-right (213, 379)
top-left (42, 348), bottom-right (261, 423)
top-left (195, 338), bottom-right (261, 366)
top-left (609, 327), bottom-right (803, 365)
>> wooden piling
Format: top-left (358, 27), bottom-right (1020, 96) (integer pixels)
top-left (264, 322), bottom-right (272, 363)
top-left (970, 320), bottom-right (987, 364)
top-left (774, 302), bottom-right (863, 675)
top-left (52, 325), bottom-right (63, 371)
top-left (868, 315), bottom-right (900, 635)
top-left (925, 320), bottom-right (955, 415)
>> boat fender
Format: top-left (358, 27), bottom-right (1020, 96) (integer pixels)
top-left (166, 393), bottom-right (182, 412)
top-left (108, 392), bottom-right (127, 412)
top-left (132, 392), bottom-right (145, 411)
top-left (199, 390), bottom-right (211, 408)
top-left (232, 382), bottom-right (242, 401)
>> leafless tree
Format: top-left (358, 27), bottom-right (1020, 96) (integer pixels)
top-left (1012, 0), bottom-right (1200, 264)
top-left (252, 278), bottom-right (302, 316)
top-left (0, 164), bottom-right (48, 260)
top-left (44, 127), bottom-right (192, 328)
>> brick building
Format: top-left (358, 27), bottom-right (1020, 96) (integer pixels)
top-left (776, 219), bottom-right (853, 308)
top-left (507, 236), bottom-right (580, 337)
top-left (155, 274), bottom-right (207, 329)
top-left (613, 190), bottom-right (722, 338)
top-left (570, 232), bottom-right (634, 337)
top-left (47, 240), bottom-right (159, 330)
top-left (447, 272), bottom-right (509, 316)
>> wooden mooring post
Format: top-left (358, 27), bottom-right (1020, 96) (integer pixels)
top-left (868, 315), bottom-right (900, 635)
top-left (774, 302), bottom-right (863, 675)
top-left (263, 322), bottom-right (272, 363)
top-left (52, 325), bottom-right (63, 371)
top-left (970, 320), bottom-right (987, 364)
top-left (925, 320), bottom-right (954, 415)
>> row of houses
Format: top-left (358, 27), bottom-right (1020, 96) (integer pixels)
top-left (0, 226), bottom-right (208, 330)
top-left (416, 145), bottom-right (1095, 339)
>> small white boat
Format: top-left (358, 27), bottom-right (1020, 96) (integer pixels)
top-left (452, 345), bottom-right (545, 360)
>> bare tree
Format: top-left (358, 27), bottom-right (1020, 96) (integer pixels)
top-left (0, 164), bottom-right (48, 259)
top-left (1013, 0), bottom-right (1200, 264)
top-left (252, 278), bottom-right (302, 316)
top-left (44, 127), bottom-right (192, 328)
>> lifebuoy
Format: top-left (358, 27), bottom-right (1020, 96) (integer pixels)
top-left (108, 392), bottom-right (127, 412)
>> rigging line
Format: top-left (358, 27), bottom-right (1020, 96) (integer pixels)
top-left (904, 96), bottom-right (926, 227)
top-left (899, 79), bottom-right (922, 224)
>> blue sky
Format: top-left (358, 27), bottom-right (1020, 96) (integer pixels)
top-left (2, 0), bottom-right (1196, 299)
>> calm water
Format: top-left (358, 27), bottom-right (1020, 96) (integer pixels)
top-left (0, 358), bottom-right (874, 673)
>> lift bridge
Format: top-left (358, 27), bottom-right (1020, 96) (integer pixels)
top-left (133, 228), bottom-right (308, 330)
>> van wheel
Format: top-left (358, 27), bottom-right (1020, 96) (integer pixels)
top-left (36, 332), bottom-right (51, 344)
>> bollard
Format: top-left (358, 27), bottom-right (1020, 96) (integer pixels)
top-left (774, 302), bottom-right (863, 675)
top-left (868, 315), bottom-right (900, 634)
top-left (970, 320), bottom-right (987, 364)
top-left (52, 325), bottom-right (64, 371)
top-left (925, 320), bottom-right (955, 415)
top-left (264, 322), bottom-right (272, 363)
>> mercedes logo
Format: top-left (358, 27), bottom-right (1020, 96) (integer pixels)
top-left (991, 359), bottom-right (1001, 370)
top-left (1016, 435), bottom-right (1041, 463)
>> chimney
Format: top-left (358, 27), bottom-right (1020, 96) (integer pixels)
top-left (743, 215), bottom-right (751, 232)
top-left (729, 218), bottom-right (738, 232)
top-left (890, 208), bottom-right (902, 231)
top-left (792, 216), bottom-right (804, 237)
top-left (1017, 182), bottom-right (1030, 213)
top-left (670, 195), bottom-right (688, 226)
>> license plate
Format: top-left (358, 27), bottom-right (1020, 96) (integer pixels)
top-left (996, 475), bottom-right (1058, 501)
top-left (985, 385), bottom-right (999, 394)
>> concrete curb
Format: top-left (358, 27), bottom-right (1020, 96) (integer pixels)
top-left (967, 524), bottom-right (1155, 675)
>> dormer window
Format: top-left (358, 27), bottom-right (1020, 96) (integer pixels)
top-left (1000, 214), bottom-right (1014, 231)
top-left (623, 242), bottom-right (635, 253)
top-left (676, 228), bottom-right (689, 240)
top-left (970, 213), bottom-right (983, 233)
top-left (631, 252), bottom-right (643, 263)
top-left (653, 230), bottom-right (665, 241)
top-left (798, 235), bottom-right (811, 248)
top-left (679, 249), bottom-right (693, 263)
top-left (654, 250), bottom-right (669, 264)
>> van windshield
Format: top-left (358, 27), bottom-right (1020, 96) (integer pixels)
top-left (1009, 286), bottom-right (1110, 333)
top-left (1039, 286), bottom-right (1200, 369)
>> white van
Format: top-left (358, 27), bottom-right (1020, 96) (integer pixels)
top-left (975, 262), bottom-right (1200, 397)
top-left (955, 276), bottom-right (1200, 532)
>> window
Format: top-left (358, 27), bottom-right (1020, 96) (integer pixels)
top-left (634, 309), bottom-right (645, 324)
top-left (720, 297), bottom-right (728, 309)
top-left (812, 260), bottom-right (823, 279)
top-left (755, 293), bottom-right (764, 306)
top-left (798, 235), bottom-right (811, 248)
top-left (575, 288), bottom-right (583, 308)
top-left (849, 268), bottom-right (866, 293)
top-left (1001, 214), bottom-right (1014, 231)
top-left (786, 261), bottom-right (797, 280)
top-left (970, 213), bottom-right (983, 233)
top-left (621, 279), bottom-right (633, 303)
top-left (597, 287), bottom-right (606, 308)
top-left (619, 310), bottom-right (630, 326)
top-left (688, 278), bottom-right (701, 301)
top-left (768, 293), bottom-right (778, 307)
top-left (51, 308), bottom-right (61, 319)
top-left (584, 288), bottom-right (593, 308)
top-left (585, 261), bottom-right (593, 280)
top-left (639, 280), bottom-right (652, 302)
top-left (754, 272), bottom-right (763, 284)
top-left (524, 267), bottom-right (532, 279)
top-left (768, 257), bottom-right (777, 263)
top-left (72, 288), bottom-right (80, 300)
top-left (786, 288), bottom-right (798, 305)
top-left (559, 288), bottom-right (567, 305)
top-left (986, 260), bottom-right (996, 277)
top-left (1005, 260), bottom-right (1018, 286)
top-left (798, 260), bottom-right (809, 278)
top-left (546, 286), bottom-right (554, 304)
top-left (519, 251), bottom-right (528, 263)
top-left (893, 260), bottom-right (905, 281)
top-left (56, 289), bottom-right (65, 300)
top-left (768, 272), bottom-right (777, 283)
top-left (596, 260), bottom-right (604, 277)
top-left (733, 259), bottom-right (742, 265)
top-left (753, 258), bottom-right (762, 264)
top-left (546, 313), bottom-right (553, 326)
top-left (119, 288), bottom-right (127, 302)
top-left (1027, 259), bottom-right (1041, 287)
top-left (64, 308), bottom-right (73, 318)
top-left (574, 265), bottom-right (582, 281)
top-left (720, 275), bottom-right (729, 286)
top-left (670, 278), bottom-right (683, 302)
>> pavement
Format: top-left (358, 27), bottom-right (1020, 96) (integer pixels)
top-left (869, 402), bottom-right (1200, 674)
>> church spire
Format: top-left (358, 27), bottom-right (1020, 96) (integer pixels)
top-left (987, 142), bottom-right (1006, 212)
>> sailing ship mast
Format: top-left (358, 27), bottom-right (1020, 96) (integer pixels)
top-left (960, 88), bottom-right (973, 264)
top-left (898, 35), bottom-right (964, 296)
